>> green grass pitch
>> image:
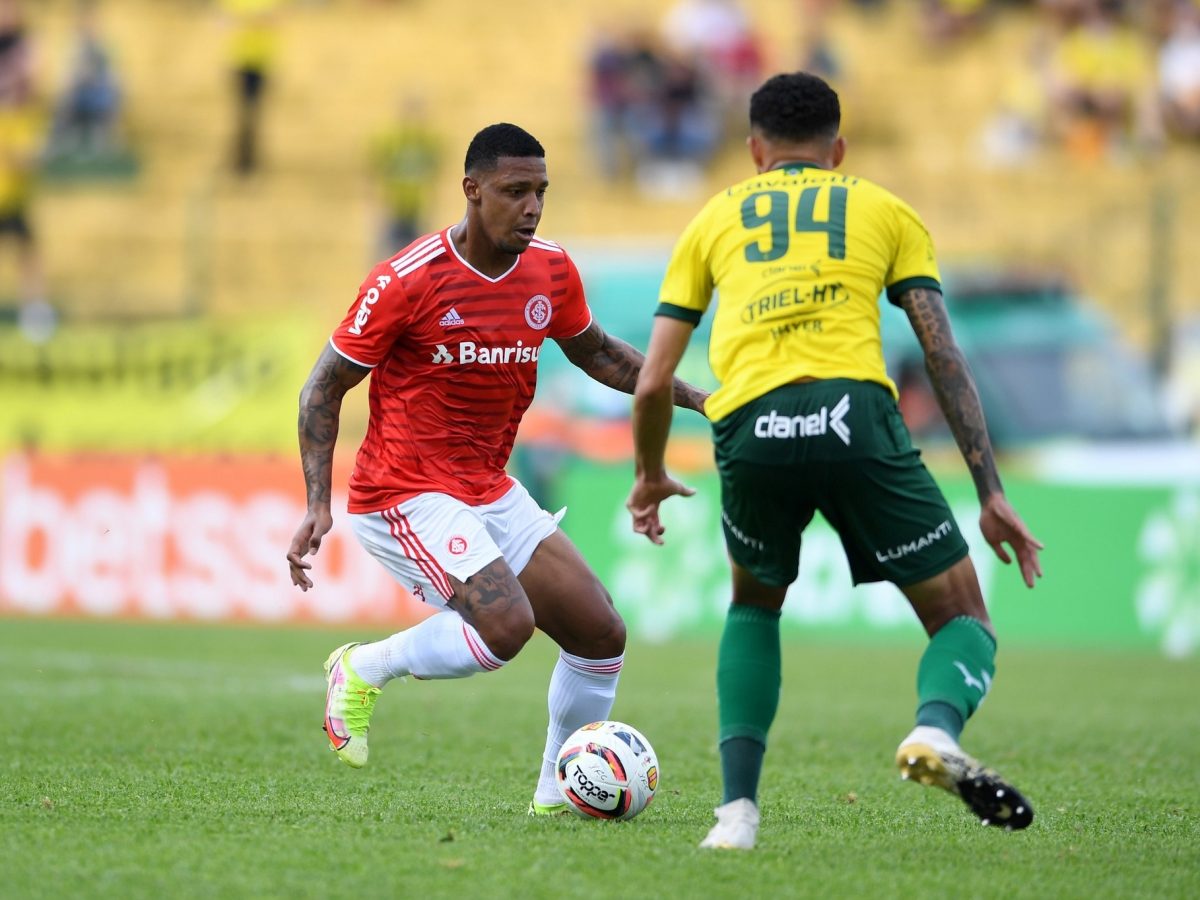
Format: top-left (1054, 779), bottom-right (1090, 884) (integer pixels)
top-left (2, 618), bottom-right (1197, 899)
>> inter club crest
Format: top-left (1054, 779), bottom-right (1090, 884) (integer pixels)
top-left (525, 295), bottom-right (552, 330)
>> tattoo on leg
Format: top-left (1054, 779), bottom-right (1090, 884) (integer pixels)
top-left (449, 558), bottom-right (523, 623)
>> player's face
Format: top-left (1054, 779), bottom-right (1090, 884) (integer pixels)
top-left (473, 156), bottom-right (548, 255)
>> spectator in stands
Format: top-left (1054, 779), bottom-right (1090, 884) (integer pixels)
top-left (0, 0), bottom-right (31, 108)
top-left (980, 37), bottom-right (1050, 166)
top-left (620, 27), bottom-right (670, 145)
top-left (920, 0), bottom-right (992, 46)
top-left (584, 24), bottom-right (720, 195)
top-left (660, 0), bottom-right (764, 126)
top-left (1157, 0), bottom-right (1200, 140)
top-left (629, 46), bottom-right (721, 197)
top-left (46, 0), bottom-right (123, 163)
top-left (367, 94), bottom-right (440, 257)
top-left (797, 0), bottom-right (843, 81)
top-left (645, 52), bottom-right (720, 160)
top-left (1042, 0), bottom-right (1160, 160)
top-left (587, 25), bottom-right (636, 181)
top-left (0, 0), bottom-right (50, 342)
top-left (221, 0), bottom-right (283, 175)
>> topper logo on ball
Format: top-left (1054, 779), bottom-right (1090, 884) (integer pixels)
top-left (572, 768), bottom-right (613, 802)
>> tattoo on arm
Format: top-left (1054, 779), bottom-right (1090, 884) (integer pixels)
top-left (558, 322), bottom-right (638, 391)
top-left (297, 346), bottom-right (369, 508)
top-left (557, 322), bottom-right (707, 413)
top-left (898, 287), bottom-right (1003, 499)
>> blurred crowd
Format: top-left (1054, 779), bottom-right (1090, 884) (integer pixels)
top-left (587, 0), bottom-right (765, 197)
top-left (583, 0), bottom-right (1200, 187)
top-left (0, 0), bottom-right (282, 340)
top-left (0, 0), bottom-right (131, 342)
top-left (981, 0), bottom-right (1200, 166)
top-left (0, 0), bottom-right (1196, 347)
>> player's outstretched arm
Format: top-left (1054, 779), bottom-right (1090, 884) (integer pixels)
top-left (556, 320), bottom-right (709, 414)
top-left (286, 344), bottom-right (370, 590)
top-left (627, 316), bottom-right (698, 545)
top-left (897, 286), bottom-right (1044, 587)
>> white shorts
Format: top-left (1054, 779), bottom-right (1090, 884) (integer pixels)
top-left (349, 478), bottom-right (564, 609)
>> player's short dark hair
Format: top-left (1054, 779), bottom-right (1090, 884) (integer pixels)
top-left (749, 72), bottom-right (841, 143)
top-left (464, 123), bottom-right (545, 174)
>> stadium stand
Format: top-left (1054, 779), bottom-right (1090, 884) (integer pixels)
top-left (16, 0), bottom-right (1200, 356)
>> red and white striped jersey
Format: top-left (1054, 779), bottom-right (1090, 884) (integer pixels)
top-left (330, 227), bottom-right (593, 512)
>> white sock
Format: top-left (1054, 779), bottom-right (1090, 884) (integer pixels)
top-left (533, 650), bottom-right (624, 805)
top-left (348, 611), bottom-right (505, 685)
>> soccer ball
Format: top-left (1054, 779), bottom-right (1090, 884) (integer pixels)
top-left (555, 720), bottom-right (659, 820)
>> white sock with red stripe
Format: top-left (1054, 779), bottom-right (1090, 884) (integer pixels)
top-left (533, 650), bottom-right (624, 806)
top-left (348, 610), bottom-right (505, 685)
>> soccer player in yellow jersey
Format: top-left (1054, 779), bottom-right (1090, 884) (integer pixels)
top-left (627, 72), bottom-right (1044, 849)
top-left (221, 0), bottom-right (281, 174)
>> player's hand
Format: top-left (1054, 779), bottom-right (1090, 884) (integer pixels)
top-left (626, 473), bottom-right (695, 546)
top-left (979, 493), bottom-right (1043, 588)
top-left (287, 507), bottom-right (333, 591)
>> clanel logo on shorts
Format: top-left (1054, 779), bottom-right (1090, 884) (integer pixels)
top-left (447, 536), bottom-right (468, 555)
top-left (754, 394), bottom-right (850, 445)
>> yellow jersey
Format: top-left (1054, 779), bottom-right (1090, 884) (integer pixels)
top-left (0, 106), bottom-right (42, 214)
top-left (369, 124), bottom-right (440, 217)
top-left (222, 0), bottom-right (283, 70)
top-left (1051, 25), bottom-right (1150, 94)
top-left (657, 163), bottom-right (940, 422)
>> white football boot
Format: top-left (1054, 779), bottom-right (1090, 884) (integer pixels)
top-left (699, 797), bottom-right (760, 850)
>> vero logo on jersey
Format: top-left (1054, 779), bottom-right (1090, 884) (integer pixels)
top-left (347, 275), bottom-right (392, 335)
top-left (431, 341), bottom-right (541, 365)
top-left (754, 394), bottom-right (851, 444)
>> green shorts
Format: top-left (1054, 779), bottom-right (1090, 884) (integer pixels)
top-left (712, 379), bottom-right (969, 587)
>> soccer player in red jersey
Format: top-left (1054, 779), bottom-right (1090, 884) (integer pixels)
top-left (286, 123), bottom-right (707, 813)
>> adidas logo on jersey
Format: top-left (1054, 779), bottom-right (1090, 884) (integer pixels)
top-left (439, 308), bottom-right (465, 327)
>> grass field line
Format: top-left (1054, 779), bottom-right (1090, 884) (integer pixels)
top-left (3, 647), bottom-right (325, 693)
top-left (3, 676), bottom-right (324, 700)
